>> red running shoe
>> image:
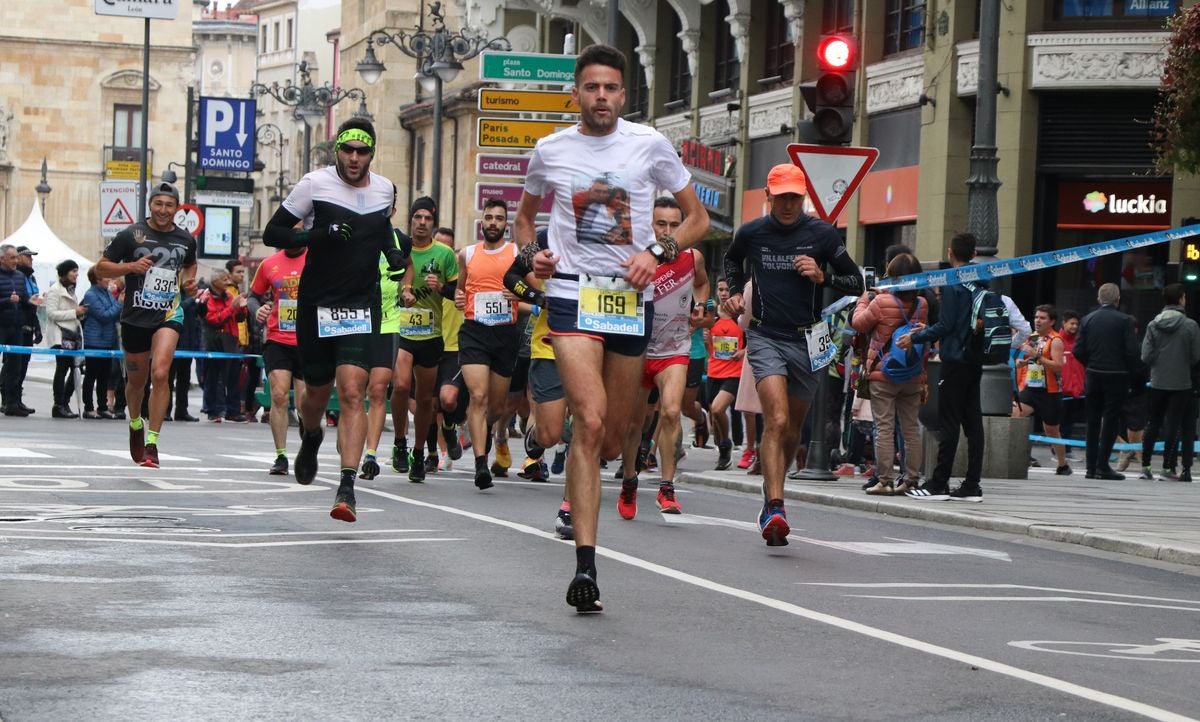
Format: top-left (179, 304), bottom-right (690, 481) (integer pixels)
top-left (617, 478), bottom-right (638, 520)
top-left (737, 448), bottom-right (756, 469)
top-left (656, 483), bottom-right (682, 514)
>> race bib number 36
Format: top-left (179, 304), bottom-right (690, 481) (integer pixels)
top-left (577, 274), bottom-right (644, 337)
top-left (474, 291), bottom-right (513, 326)
top-left (317, 306), bottom-right (371, 338)
top-left (806, 320), bottom-right (835, 372)
top-left (277, 298), bottom-right (298, 333)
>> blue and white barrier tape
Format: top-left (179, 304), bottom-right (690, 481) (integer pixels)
top-left (0, 345), bottom-right (258, 360)
top-left (876, 224), bottom-right (1200, 293)
top-left (1028, 433), bottom-right (1200, 452)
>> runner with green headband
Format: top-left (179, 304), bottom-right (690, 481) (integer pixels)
top-left (263, 117), bottom-right (411, 523)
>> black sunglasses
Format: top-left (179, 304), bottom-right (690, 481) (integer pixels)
top-left (338, 144), bottom-right (373, 157)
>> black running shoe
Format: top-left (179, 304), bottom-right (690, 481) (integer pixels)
top-left (392, 442), bottom-right (409, 473)
top-left (443, 424), bottom-right (463, 461)
top-left (409, 452), bottom-right (427, 483)
top-left (359, 454), bottom-right (380, 480)
top-left (295, 427), bottom-right (324, 485)
top-left (270, 455), bottom-right (289, 476)
top-left (424, 453), bottom-right (439, 474)
top-left (715, 440), bottom-right (733, 471)
top-left (566, 571), bottom-right (603, 613)
top-left (474, 459), bottom-right (493, 490)
top-left (128, 421), bottom-right (145, 464)
top-left (554, 507), bottom-right (574, 540)
top-left (330, 486), bottom-right (357, 523)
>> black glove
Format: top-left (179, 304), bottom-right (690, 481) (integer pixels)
top-left (32, 328), bottom-right (42, 345)
top-left (384, 247), bottom-right (408, 272)
top-left (328, 222), bottom-right (353, 242)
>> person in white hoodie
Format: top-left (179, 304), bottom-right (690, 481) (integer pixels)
top-left (44, 259), bottom-right (86, 418)
top-left (1138, 283), bottom-right (1200, 481)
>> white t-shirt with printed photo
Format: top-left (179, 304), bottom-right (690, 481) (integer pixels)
top-left (523, 118), bottom-right (692, 301)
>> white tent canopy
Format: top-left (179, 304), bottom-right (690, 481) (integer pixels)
top-left (3, 196), bottom-right (93, 299)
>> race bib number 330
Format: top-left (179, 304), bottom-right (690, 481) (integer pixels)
top-left (577, 274), bottom-right (644, 337)
top-left (317, 306), bottom-right (371, 338)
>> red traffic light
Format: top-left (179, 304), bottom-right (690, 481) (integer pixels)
top-left (817, 35), bottom-right (855, 71)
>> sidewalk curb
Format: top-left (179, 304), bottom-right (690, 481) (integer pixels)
top-left (678, 472), bottom-right (1200, 568)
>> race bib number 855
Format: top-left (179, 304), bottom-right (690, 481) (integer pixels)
top-left (317, 306), bottom-right (371, 338)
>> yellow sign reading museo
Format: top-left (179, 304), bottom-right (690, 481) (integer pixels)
top-left (106, 160), bottom-right (146, 180)
top-left (478, 89), bottom-right (580, 114)
top-left (477, 118), bottom-right (573, 149)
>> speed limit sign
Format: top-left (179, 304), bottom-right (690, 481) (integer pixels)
top-left (175, 203), bottom-right (204, 237)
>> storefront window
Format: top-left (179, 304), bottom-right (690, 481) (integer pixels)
top-left (884, 0), bottom-right (926, 57)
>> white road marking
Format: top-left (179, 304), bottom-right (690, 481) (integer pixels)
top-left (91, 449), bottom-right (199, 461)
top-left (803, 583), bottom-right (1200, 612)
top-left (0, 535), bottom-right (465, 548)
top-left (1011, 639), bottom-right (1200, 663)
top-left (665, 516), bottom-right (1011, 560)
top-left (0, 448), bottom-right (53, 458)
top-left (0, 476), bottom-right (315, 493)
top-left (339, 482), bottom-right (1195, 722)
top-left (799, 583), bottom-right (1200, 606)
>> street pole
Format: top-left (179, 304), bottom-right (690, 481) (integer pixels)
top-left (303, 122), bottom-right (311, 175)
top-left (183, 86), bottom-right (194, 204)
top-left (966, 0), bottom-right (1001, 257)
top-left (137, 17), bottom-right (150, 220)
top-left (431, 74), bottom-right (443, 210)
top-left (608, 0), bottom-right (619, 45)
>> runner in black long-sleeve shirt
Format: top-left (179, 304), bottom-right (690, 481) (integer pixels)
top-left (721, 164), bottom-right (863, 547)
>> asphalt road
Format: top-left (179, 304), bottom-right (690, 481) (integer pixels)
top-left (2, 413), bottom-right (1199, 721)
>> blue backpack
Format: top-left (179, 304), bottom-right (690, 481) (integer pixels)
top-left (879, 295), bottom-right (927, 384)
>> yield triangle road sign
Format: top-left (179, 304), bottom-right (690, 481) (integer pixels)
top-left (104, 198), bottom-right (133, 225)
top-left (786, 144), bottom-right (880, 223)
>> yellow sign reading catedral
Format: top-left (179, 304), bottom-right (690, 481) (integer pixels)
top-left (478, 89), bottom-right (580, 114)
top-left (477, 118), bottom-right (573, 149)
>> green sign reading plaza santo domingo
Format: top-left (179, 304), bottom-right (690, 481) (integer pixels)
top-left (480, 51), bottom-right (577, 85)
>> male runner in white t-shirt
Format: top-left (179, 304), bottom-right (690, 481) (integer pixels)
top-left (514, 44), bottom-right (709, 613)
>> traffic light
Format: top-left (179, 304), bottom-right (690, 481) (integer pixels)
top-left (800, 34), bottom-right (857, 145)
top-left (1181, 217), bottom-right (1200, 284)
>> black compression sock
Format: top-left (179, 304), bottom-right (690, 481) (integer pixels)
top-left (575, 545), bottom-right (596, 579)
top-left (426, 422), bottom-right (438, 453)
top-left (340, 468), bottom-right (356, 487)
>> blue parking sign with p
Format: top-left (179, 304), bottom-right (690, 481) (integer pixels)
top-left (198, 97), bottom-right (256, 172)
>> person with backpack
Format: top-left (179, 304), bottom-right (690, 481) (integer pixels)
top-left (1138, 283), bottom-right (1200, 481)
top-left (852, 253), bottom-right (928, 495)
top-left (896, 232), bottom-right (988, 501)
top-left (1072, 282), bottom-right (1143, 480)
top-left (1013, 304), bottom-right (1071, 475)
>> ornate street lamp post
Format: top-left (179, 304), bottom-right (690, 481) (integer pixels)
top-left (35, 158), bottom-right (51, 213)
top-left (250, 61), bottom-right (372, 174)
top-left (356, 1), bottom-right (510, 209)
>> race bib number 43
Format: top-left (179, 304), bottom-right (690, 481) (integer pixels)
top-left (577, 274), bottom-right (644, 336)
top-left (399, 307), bottom-right (434, 336)
top-left (317, 306), bottom-right (371, 338)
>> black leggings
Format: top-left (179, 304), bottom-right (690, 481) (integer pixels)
top-left (83, 356), bottom-right (112, 412)
top-left (52, 349), bottom-right (76, 407)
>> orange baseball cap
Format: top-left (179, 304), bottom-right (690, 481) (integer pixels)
top-left (766, 164), bottom-right (807, 196)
